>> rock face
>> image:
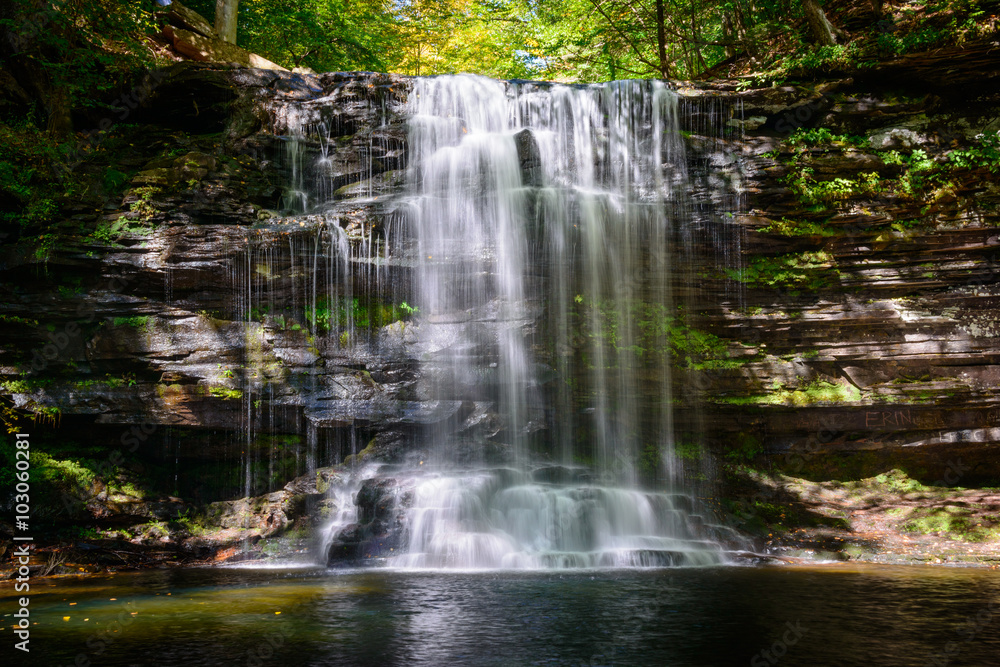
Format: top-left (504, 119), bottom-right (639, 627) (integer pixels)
top-left (674, 63), bottom-right (1000, 484)
top-left (2, 49), bottom-right (1000, 561)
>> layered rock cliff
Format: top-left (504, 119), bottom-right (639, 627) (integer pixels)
top-left (2, 47), bottom-right (1000, 566)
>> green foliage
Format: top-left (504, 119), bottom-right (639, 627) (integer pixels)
top-left (93, 218), bottom-right (128, 244)
top-left (725, 251), bottom-right (837, 291)
top-left (304, 296), bottom-right (416, 333)
top-left (637, 442), bottom-right (661, 476)
top-left (874, 26), bottom-right (949, 57)
top-left (787, 127), bottom-right (866, 147)
top-left (569, 298), bottom-right (739, 369)
top-left (128, 186), bottom-right (162, 221)
top-left (725, 432), bottom-right (764, 463)
top-left (32, 450), bottom-right (97, 496)
top-left (71, 375), bottom-right (129, 390)
top-left (1, 379), bottom-right (32, 393)
top-left (0, 120), bottom-right (62, 228)
top-left (756, 41), bottom-right (867, 83)
top-left (1, 0), bottom-right (157, 107)
top-left (57, 279), bottom-right (84, 299)
top-left (777, 139), bottom-right (966, 213)
top-left (784, 166), bottom-right (883, 205)
top-left (0, 314), bottom-right (39, 326)
top-left (103, 167), bottom-right (129, 192)
top-left (185, 0), bottom-right (402, 73)
top-left (674, 439), bottom-right (703, 462)
top-left (72, 526), bottom-right (104, 540)
top-left (949, 131), bottom-right (1000, 173)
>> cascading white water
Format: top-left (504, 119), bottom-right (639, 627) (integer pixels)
top-left (392, 467), bottom-right (721, 568)
top-left (361, 75), bottom-right (726, 569)
top-left (405, 76), bottom-right (534, 457)
top-left (254, 73), bottom-right (738, 567)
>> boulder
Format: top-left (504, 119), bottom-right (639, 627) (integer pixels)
top-left (160, 1), bottom-right (217, 39)
top-left (868, 127), bottom-right (928, 149)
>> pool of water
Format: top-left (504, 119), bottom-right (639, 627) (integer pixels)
top-left (5, 564), bottom-right (999, 666)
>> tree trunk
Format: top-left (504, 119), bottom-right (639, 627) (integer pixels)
top-left (214, 0), bottom-right (239, 44)
top-left (722, 14), bottom-right (736, 59)
top-left (654, 0), bottom-right (670, 79)
top-left (802, 0), bottom-right (843, 47)
top-left (42, 79), bottom-right (73, 137)
top-left (732, 0), bottom-right (757, 57)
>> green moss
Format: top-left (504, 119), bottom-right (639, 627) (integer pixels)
top-left (674, 439), bottom-right (703, 461)
top-left (724, 251), bottom-right (838, 292)
top-left (871, 469), bottom-right (927, 493)
top-left (568, 299), bottom-right (746, 370)
top-left (716, 379), bottom-right (861, 406)
top-left (25, 450), bottom-right (98, 512)
top-left (0, 314), bottom-right (39, 326)
top-left (72, 375), bottom-right (131, 390)
top-left (109, 481), bottom-right (146, 499)
top-left (637, 442), bottom-right (662, 476)
top-left (209, 386), bottom-right (243, 400)
top-left (343, 437), bottom-right (378, 468)
top-left (112, 315), bottom-right (151, 330)
top-left (759, 217), bottom-right (837, 237)
top-left (725, 432), bottom-right (764, 463)
top-left (902, 509), bottom-right (1000, 542)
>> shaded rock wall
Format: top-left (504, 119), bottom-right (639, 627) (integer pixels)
top-left (677, 56), bottom-right (1000, 483)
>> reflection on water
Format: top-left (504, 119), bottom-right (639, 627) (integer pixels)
top-left (6, 565), bottom-right (998, 666)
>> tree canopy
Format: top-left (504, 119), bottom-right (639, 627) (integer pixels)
top-left (1, 0), bottom-right (996, 88)
top-left (177, 0), bottom-right (999, 82)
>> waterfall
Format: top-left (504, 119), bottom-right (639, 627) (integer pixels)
top-left (355, 75), bottom-right (723, 568)
top-left (247, 73), bottom-right (739, 567)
